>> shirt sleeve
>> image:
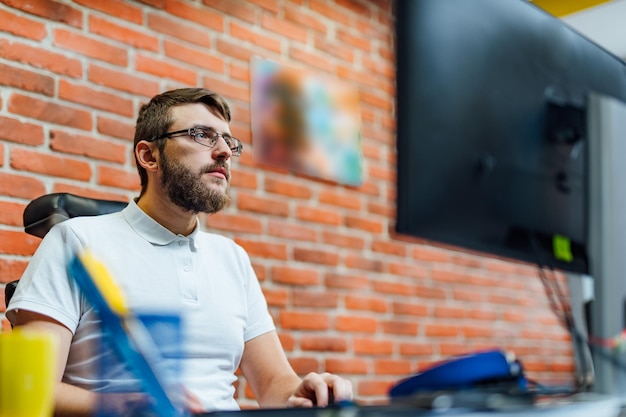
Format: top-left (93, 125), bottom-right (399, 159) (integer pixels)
top-left (7, 222), bottom-right (87, 333)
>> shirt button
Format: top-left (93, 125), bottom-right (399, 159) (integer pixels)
top-left (183, 265), bottom-right (191, 272)
top-left (179, 240), bottom-right (185, 246)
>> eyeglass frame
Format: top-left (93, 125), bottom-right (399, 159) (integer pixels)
top-left (147, 125), bottom-right (243, 156)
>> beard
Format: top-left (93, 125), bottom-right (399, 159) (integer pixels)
top-left (160, 151), bottom-right (231, 214)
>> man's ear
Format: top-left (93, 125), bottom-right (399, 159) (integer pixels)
top-left (136, 141), bottom-right (159, 172)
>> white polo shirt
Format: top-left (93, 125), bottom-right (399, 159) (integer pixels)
top-left (7, 200), bottom-right (275, 411)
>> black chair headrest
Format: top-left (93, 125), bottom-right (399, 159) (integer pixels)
top-left (24, 193), bottom-right (128, 238)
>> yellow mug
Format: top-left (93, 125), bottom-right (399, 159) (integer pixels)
top-left (0, 329), bottom-right (57, 417)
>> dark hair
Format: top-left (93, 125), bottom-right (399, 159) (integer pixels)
top-left (133, 88), bottom-right (232, 196)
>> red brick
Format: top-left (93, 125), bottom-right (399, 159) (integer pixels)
top-left (3, 0), bottom-right (82, 27)
top-left (337, 28), bottom-right (372, 53)
top-left (293, 247), bottom-right (339, 266)
top-left (89, 15), bottom-right (157, 51)
top-left (201, 0), bottom-right (257, 24)
top-left (229, 62), bottom-right (249, 83)
top-left (289, 46), bottom-right (335, 72)
top-left (50, 130), bottom-right (127, 163)
top-left (0, 39), bottom-right (83, 78)
top-left (237, 192), bottom-right (288, 217)
top-left (345, 295), bottom-right (387, 313)
top-left (97, 165), bottom-right (140, 191)
top-left (353, 338), bottom-right (393, 355)
top-left (54, 28), bottom-right (128, 66)
top-left (135, 53), bottom-right (197, 85)
top-left (165, 0), bottom-right (224, 30)
top-left (235, 238), bottom-right (288, 260)
top-left (215, 39), bottom-right (257, 63)
top-left (392, 302), bottom-right (429, 318)
top-left (267, 220), bottom-right (317, 242)
top-left (310, 0), bottom-right (351, 25)
top-left (147, 13), bottom-right (212, 48)
top-left (371, 240), bottom-right (406, 257)
top-left (0, 63), bottom-right (54, 96)
top-left (399, 342), bottom-right (435, 357)
top-left (137, 0), bottom-right (164, 7)
top-left (356, 379), bottom-right (396, 397)
top-left (374, 359), bottom-right (412, 376)
top-left (412, 245), bottom-right (451, 263)
top-left (97, 116), bottom-right (135, 141)
top-left (284, 4), bottom-right (327, 33)
top-left (344, 214), bottom-right (383, 233)
top-left (59, 79), bottom-right (134, 117)
top-left (89, 64), bottom-right (159, 98)
top-left (324, 273), bottom-right (369, 290)
top-left (0, 116), bottom-right (45, 146)
top-left (287, 357), bottom-right (320, 375)
top-left (202, 75), bottom-right (249, 103)
top-left (279, 311), bottom-right (329, 330)
top-left (0, 258), bottom-right (30, 283)
top-left (205, 211), bottom-right (263, 234)
top-left (318, 189), bottom-right (361, 210)
top-left (381, 320), bottom-right (419, 336)
top-left (9, 93), bottom-right (93, 131)
top-left (368, 163), bottom-right (395, 182)
top-left (372, 280), bottom-right (413, 296)
top-left (300, 336), bottom-right (347, 352)
top-left (425, 323), bottom-right (461, 338)
top-left (0, 230), bottom-right (41, 256)
top-left (0, 8), bottom-right (47, 40)
top-left (271, 265), bottom-right (319, 286)
top-left (229, 170), bottom-right (257, 189)
top-left (229, 22), bottom-right (281, 54)
top-left (387, 262), bottom-right (428, 279)
top-left (325, 357), bottom-right (368, 374)
top-left (75, 0), bottom-right (143, 24)
top-left (246, 0), bottom-right (278, 13)
top-left (296, 206), bottom-right (341, 226)
top-left (335, 315), bottom-right (377, 333)
top-left (292, 289), bottom-right (338, 308)
top-left (263, 287), bottom-right (288, 308)
top-left (164, 40), bottom-right (225, 74)
top-left (264, 177), bottom-right (312, 199)
top-left (321, 231), bottom-right (365, 249)
top-left (344, 254), bottom-right (385, 273)
top-left (336, 0), bottom-right (371, 17)
top-left (0, 172), bottom-right (46, 199)
top-left (0, 200), bottom-right (25, 227)
top-left (11, 148), bottom-right (92, 181)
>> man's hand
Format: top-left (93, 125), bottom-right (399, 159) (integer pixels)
top-left (287, 372), bottom-right (353, 408)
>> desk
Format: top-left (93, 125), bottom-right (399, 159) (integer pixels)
top-left (200, 394), bottom-right (623, 417)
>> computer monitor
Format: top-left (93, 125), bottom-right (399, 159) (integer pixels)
top-left (395, 0), bottom-right (626, 274)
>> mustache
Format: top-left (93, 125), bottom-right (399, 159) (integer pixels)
top-left (201, 161), bottom-right (230, 180)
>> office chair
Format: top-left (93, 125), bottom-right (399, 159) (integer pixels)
top-left (4, 193), bottom-right (128, 308)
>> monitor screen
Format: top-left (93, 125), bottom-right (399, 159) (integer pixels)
top-left (395, 0), bottom-right (626, 274)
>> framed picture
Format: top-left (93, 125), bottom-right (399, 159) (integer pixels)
top-left (251, 58), bottom-right (363, 186)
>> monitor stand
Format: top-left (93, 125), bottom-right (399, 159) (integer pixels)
top-left (585, 92), bottom-right (626, 398)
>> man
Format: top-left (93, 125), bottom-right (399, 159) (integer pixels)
top-left (7, 88), bottom-right (352, 415)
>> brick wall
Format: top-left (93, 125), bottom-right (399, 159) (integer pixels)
top-left (0, 0), bottom-right (575, 407)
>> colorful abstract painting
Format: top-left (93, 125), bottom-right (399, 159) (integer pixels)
top-left (251, 58), bottom-right (363, 186)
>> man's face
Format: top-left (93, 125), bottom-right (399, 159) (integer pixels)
top-left (159, 103), bottom-right (233, 214)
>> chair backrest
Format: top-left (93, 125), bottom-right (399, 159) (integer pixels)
top-left (24, 193), bottom-right (128, 238)
top-left (4, 193), bottom-right (128, 308)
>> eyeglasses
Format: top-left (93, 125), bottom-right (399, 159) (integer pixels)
top-left (149, 126), bottom-right (243, 156)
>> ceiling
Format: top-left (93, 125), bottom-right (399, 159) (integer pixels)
top-left (532, 0), bottom-right (626, 59)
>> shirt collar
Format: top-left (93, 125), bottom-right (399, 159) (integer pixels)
top-left (122, 199), bottom-right (201, 247)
